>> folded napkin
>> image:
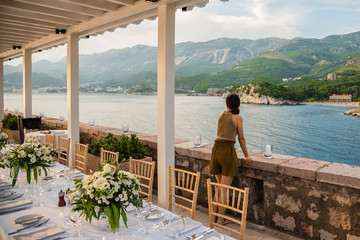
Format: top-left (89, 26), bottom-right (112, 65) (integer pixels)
top-left (165, 217), bottom-right (202, 238)
top-left (0, 199), bottom-right (32, 213)
top-left (52, 130), bottom-right (65, 134)
top-left (13, 225), bottom-right (65, 240)
top-left (0, 182), bottom-right (12, 190)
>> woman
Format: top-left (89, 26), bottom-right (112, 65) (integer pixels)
top-left (210, 93), bottom-right (252, 223)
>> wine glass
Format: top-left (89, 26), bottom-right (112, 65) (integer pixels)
top-left (67, 211), bottom-right (82, 237)
top-left (122, 124), bottom-right (129, 134)
top-left (166, 215), bottom-right (185, 239)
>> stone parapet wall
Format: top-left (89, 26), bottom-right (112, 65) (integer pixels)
top-left (14, 114), bottom-right (360, 240)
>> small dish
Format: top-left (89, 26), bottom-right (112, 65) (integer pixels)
top-left (146, 210), bottom-right (165, 220)
top-left (15, 214), bottom-right (43, 225)
top-left (202, 231), bottom-right (225, 240)
top-left (0, 190), bottom-right (14, 198)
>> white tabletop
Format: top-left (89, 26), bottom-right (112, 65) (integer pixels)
top-left (24, 130), bottom-right (68, 148)
top-left (0, 163), bottom-right (234, 240)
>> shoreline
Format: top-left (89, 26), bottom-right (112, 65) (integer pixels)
top-left (303, 101), bottom-right (359, 107)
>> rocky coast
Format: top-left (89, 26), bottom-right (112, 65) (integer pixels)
top-left (344, 107), bottom-right (360, 117)
top-left (224, 84), bottom-right (301, 105)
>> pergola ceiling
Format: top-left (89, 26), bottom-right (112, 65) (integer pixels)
top-left (0, 0), bottom-right (214, 61)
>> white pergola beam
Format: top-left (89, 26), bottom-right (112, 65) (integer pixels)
top-left (14, 0), bottom-right (104, 17)
top-left (23, 49), bottom-right (32, 118)
top-left (0, 0), bottom-right (91, 21)
top-left (157, 2), bottom-right (176, 209)
top-left (0, 7), bottom-right (80, 25)
top-left (0, 58), bottom-right (3, 120)
top-left (106, 0), bottom-right (135, 6)
top-left (0, 13), bottom-right (70, 29)
top-left (0, 22), bottom-right (55, 32)
top-left (67, 33), bottom-right (80, 169)
top-left (63, 0), bottom-right (120, 12)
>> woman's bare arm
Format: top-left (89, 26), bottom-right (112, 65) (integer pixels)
top-left (233, 115), bottom-right (252, 166)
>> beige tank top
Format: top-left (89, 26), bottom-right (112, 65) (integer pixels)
top-left (216, 111), bottom-right (237, 142)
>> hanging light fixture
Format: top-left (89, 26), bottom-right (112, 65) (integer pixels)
top-left (55, 29), bottom-right (67, 34)
top-left (145, 0), bottom-right (159, 2)
top-left (182, 7), bottom-right (187, 12)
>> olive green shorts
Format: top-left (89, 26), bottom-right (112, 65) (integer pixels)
top-left (210, 140), bottom-right (238, 176)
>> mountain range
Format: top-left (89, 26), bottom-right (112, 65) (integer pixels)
top-left (4, 31), bottom-right (360, 91)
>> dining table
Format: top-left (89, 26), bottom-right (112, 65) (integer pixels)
top-left (24, 130), bottom-right (68, 148)
top-left (0, 162), bottom-right (234, 240)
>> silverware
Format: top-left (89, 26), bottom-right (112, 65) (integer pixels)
top-left (16, 215), bottom-right (43, 224)
top-left (8, 218), bottom-right (50, 235)
top-left (193, 228), bottom-right (214, 240)
top-left (188, 227), bottom-right (210, 240)
top-left (0, 193), bottom-right (24, 203)
top-left (53, 235), bottom-right (70, 240)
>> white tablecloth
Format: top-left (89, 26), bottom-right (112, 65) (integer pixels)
top-left (24, 130), bottom-right (68, 148)
top-left (0, 163), bottom-right (234, 240)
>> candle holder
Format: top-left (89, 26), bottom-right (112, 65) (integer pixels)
top-left (122, 124), bottom-right (129, 134)
top-left (5, 107), bottom-right (8, 112)
top-left (39, 112), bottom-right (44, 118)
top-left (59, 115), bottom-right (65, 121)
top-left (89, 119), bottom-right (95, 127)
top-left (263, 143), bottom-right (273, 159)
top-left (15, 109), bottom-right (18, 113)
top-left (194, 135), bottom-right (201, 147)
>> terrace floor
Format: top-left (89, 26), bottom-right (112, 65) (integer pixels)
top-left (151, 195), bottom-right (302, 240)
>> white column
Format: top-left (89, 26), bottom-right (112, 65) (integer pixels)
top-left (67, 33), bottom-right (80, 169)
top-left (157, 2), bottom-right (176, 209)
top-left (23, 49), bottom-right (32, 118)
top-left (0, 58), bottom-right (3, 120)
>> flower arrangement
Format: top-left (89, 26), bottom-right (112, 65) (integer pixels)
top-left (0, 137), bottom-right (56, 187)
top-left (0, 130), bottom-right (8, 149)
top-left (70, 163), bottom-right (143, 232)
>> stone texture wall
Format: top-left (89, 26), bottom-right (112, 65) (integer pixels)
top-left (13, 114), bottom-right (360, 240)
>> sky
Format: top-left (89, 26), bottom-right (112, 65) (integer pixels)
top-left (5, 0), bottom-right (360, 66)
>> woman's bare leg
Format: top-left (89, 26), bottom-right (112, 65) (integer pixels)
top-left (211, 175), bottom-right (222, 221)
top-left (217, 175), bottom-right (233, 223)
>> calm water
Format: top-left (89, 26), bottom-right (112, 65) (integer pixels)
top-left (4, 93), bottom-right (360, 166)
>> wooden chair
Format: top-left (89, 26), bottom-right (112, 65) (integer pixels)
top-left (45, 134), bottom-right (55, 148)
top-left (129, 158), bottom-right (155, 202)
top-left (17, 117), bottom-right (42, 143)
top-left (58, 136), bottom-right (70, 166)
top-left (168, 166), bottom-right (200, 219)
top-left (74, 142), bottom-right (89, 173)
top-left (100, 148), bottom-right (119, 167)
top-left (207, 179), bottom-right (249, 239)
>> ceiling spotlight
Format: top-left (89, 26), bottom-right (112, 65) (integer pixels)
top-left (145, 0), bottom-right (159, 2)
top-left (85, 35), bottom-right (90, 39)
top-left (38, 49), bottom-right (42, 52)
top-left (55, 29), bottom-right (67, 34)
top-left (12, 45), bottom-right (21, 50)
top-left (182, 7), bottom-right (187, 12)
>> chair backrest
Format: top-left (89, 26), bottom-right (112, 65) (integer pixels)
top-left (100, 148), bottom-right (119, 166)
top-left (74, 142), bottom-right (89, 173)
top-left (58, 136), bottom-right (70, 166)
top-left (207, 179), bottom-right (249, 239)
top-left (168, 166), bottom-right (200, 219)
top-left (17, 117), bottom-right (42, 144)
top-left (129, 158), bottom-right (155, 202)
top-left (45, 134), bottom-right (55, 148)
top-left (22, 117), bottom-right (42, 130)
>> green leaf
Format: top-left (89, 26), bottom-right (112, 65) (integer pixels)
top-left (26, 166), bottom-right (31, 184)
top-left (120, 207), bottom-right (128, 228)
top-left (111, 203), bottom-right (120, 229)
top-left (34, 166), bottom-right (38, 182)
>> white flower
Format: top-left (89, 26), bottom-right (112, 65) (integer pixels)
top-left (93, 177), bottom-right (107, 190)
top-left (19, 150), bottom-right (26, 158)
top-left (103, 164), bottom-right (112, 174)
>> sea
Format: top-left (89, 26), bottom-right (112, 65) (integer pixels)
top-left (4, 93), bottom-right (360, 166)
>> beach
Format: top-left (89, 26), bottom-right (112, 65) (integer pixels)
top-left (303, 101), bottom-right (359, 107)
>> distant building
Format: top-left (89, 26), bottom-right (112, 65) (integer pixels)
top-left (329, 94), bottom-right (352, 102)
top-left (206, 88), bottom-right (223, 96)
top-left (327, 73), bottom-right (336, 80)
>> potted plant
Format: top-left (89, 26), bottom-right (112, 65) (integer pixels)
top-left (1, 113), bottom-right (21, 143)
top-left (87, 134), bottom-right (150, 172)
top-left (70, 163), bottom-right (143, 232)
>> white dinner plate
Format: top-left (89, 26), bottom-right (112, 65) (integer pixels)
top-left (202, 231), bottom-right (225, 240)
top-left (146, 209), bottom-right (166, 220)
top-left (0, 190), bottom-right (14, 198)
top-left (15, 214), bottom-right (43, 224)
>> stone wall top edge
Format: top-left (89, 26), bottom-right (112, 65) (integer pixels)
top-left (33, 117), bottom-right (360, 188)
